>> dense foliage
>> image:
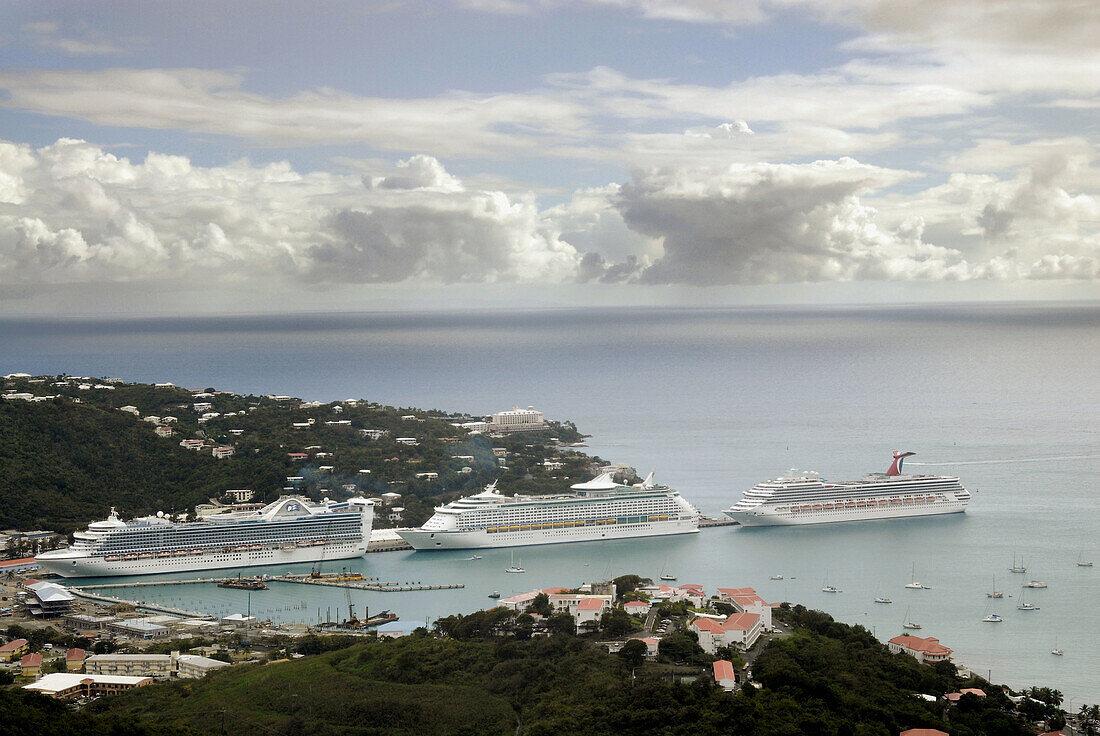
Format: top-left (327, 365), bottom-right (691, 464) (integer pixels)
top-left (0, 376), bottom-right (589, 532)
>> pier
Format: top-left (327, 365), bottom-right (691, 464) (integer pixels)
top-left (68, 587), bottom-right (211, 619)
top-left (272, 574), bottom-right (463, 592)
top-left (699, 516), bottom-right (739, 528)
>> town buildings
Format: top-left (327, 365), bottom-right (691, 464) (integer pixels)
top-left (23, 673), bottom-right (153, 699)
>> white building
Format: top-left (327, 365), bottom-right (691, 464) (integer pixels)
top-left (119, 405), bottom-right (140, 415)
top-left (380, 492), bottom-right (402, 505)
top-left (211, 446), bottom-right (235, 459)
top-left (716, 587), bottom-right (774, 630)
top-left (395, 437), bottom-right (420, 446)
top-left (179, 439), bottom-right (205, 451)
top-left (489, 406), bottom-right (546, 433)
top-left (176, 654), bottom-right (231, 678)
top-left (888, 635), bottom-right (953, 664)
top-left (155, 426), bottom-right (174, 438)
top-left (225, 489), bottom-right (254, 503)
top-left (23, 673), bottom-right (153, 699)
top-left (359, 429), bottom-right (388, 440)
top-left (689, 612), bottom-right (763, 653)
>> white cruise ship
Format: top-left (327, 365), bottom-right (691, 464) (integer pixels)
top-left (35, 496), bottom-right (374, 578)
top-left (724, 452), bottom-right (969, 527)
top-left (398, 473), bottom-right (699, 550)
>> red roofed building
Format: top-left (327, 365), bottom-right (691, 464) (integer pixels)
top-left (888, 635), bottom-right (953, 664)
top-left (20, 652), bottom-right (43, 677)
top-left (624, 600), bottom-right (650, 614)
top-left (717, 587), bottom-right (774, 630)
top-left (65, 648), bottom-right (86, 672)
top-left (0, 638), bottom-right (29, 662)
top-left (690, 612), bottom-right (763, 653)
top-left (576, 597), bottom-right (608, 626)
top-left (899, 730), bottom-right (948, 736)
top-left (631, 636), bottom-right (660, 657)
top-left (712, 659), bottom-right (737, 691)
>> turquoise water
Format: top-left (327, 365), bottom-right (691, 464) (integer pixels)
top-left (3, 304), bottom-right (1098, 704)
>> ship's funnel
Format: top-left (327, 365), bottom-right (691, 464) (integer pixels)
top-left (887, 451), bottom-right (916, 476)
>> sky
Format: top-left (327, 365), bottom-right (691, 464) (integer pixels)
top-left (0, 0), bottom-right (1097, 314)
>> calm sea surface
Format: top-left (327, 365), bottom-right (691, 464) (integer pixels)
top-left (2, 304), bottom-right (1098, 703)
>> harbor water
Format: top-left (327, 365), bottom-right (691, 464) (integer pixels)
top-left (3, 303), bottom-right (1098, 704)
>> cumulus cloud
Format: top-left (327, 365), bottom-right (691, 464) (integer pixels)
top-left (0, 139), bottom-right (581, 287)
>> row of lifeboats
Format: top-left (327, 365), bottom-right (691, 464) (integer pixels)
top-left (102, 541), bottom-right (328, 561)
top-left (780, 496), bottom-right (940, 513)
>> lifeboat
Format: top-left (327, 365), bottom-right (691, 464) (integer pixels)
top-left (191, 549), bottom-right (204, 555)
top-left (104, 555), bottom-right (120, 562)
top-left (249, 544), bottom-right (262, 550)
top-left (282, 545), bottom-right (295, 551)
top-left (823, 504), bottom-right (834, 509)
top-left (124, 553), bottom-right (138, 560)
top-left (297, 540), bottom-right (311, 547)
top-left (311, 540), bottom-right (326, 546)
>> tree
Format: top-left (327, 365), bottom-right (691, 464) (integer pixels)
top-left (619, 638), bottom-right (647, 669)
top-left (546, 613), bottom-right (575, 636)
top-left (599, 608), bottom-right (634, 638)
top-left (612, 574), bottom-right (651, 598)
top-left (525, 593), bottom-right (552, 617)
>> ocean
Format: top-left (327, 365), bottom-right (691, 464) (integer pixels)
top-left (3, 303), bottom-right (1098, 704)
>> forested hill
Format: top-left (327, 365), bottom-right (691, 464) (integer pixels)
top-left (0, 375), bottom-right (590, 533)
top-left (3, 604), bottom-right (1066, 735)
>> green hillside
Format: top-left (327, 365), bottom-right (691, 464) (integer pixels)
top-left (0, 375), bottom-right (590, 534)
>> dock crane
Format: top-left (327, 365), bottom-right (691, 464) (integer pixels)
top-left (343, 566), bottom-right (362, 628)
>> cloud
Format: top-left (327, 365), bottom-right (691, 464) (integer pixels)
top-left (0, 139), bottom-right (582, 287)
top-left (21, 20), bottom-right (140, 56)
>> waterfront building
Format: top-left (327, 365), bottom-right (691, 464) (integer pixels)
top-left (21, 580), bottom-right (74, 618)
top-left (888, 635), bottom-right (953, 664)
top-left (489, 406), bottom-right (546, 433)
top-left (716, 587), bottom-right (775, 630)
top-left (690, 612), bottom-right (763, 653)
top-left (22, 672), bottom-right (154, 699)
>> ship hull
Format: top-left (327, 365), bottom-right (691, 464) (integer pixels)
top-left (726, 498), bottom-right (968, 527)
top-left (399, 517), bottom-right (698, 550)
top-left (37, 540), bottom-right (369, 578)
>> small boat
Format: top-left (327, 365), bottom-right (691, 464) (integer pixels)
top-left (981, 613), bottom-right (1003, 623)
top-left (1024, 580), bottom-right (1047, 588)
top-left (874, 597), bottom-right (892, 604)
top-left (770, 575), bottom-right (784, 580)
top-left (1051, 638), bottom-right (1063, 655)
top-left (902, 606), bottom-right (921, 629)
top-left (822, 585), bottom-right (840, 593)
top-left (905, 562), bottom-right (929, 589)
top-left (1077, 552), bottom-right (1093, 567)
top-left (1009, 553), bottom-right (1027, 574)
top-left (471, 555), bottom-right (483, 560)
top-left (487, 591), bottom-right (500, 599)
top-left (1017, 602), bottom-right (1039, 610)
top-left (986, 574), bottom-right (1003, 598)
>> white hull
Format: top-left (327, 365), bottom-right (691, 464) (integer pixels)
top-left (37, 540), bottom-right (369, 578)
top-left (400, 518), bottom-right (698, 550)
top-left (727, 498), bottom-right (968, 527)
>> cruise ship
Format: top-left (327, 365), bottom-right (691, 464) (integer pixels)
top-left (35, 496), bottom-right (374, 578)
top-left (398, 473), bottom-right (699, 550)
top-left (724, 451), bottom-right (969, 527)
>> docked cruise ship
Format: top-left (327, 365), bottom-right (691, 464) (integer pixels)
top-left (35, 496), bottom-right (374, 578)
top-left (724, 452), bottom-right (970, 527)
top-left (398, 473), bottom-right (699, 550)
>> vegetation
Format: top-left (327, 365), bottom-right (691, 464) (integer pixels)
top-left (0, 375), bottom-right (591, 533)
top-left (0, 603), bottom-right (1043, 735)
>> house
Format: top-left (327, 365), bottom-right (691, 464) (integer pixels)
top-left (292, 422), bottom-right (312, 430)
top-left (899, 730), bottom-right (949, 736)
top-left (0, 638), bottom-right (28, 662)
top-left (498, 587), bottom-right (570, 612)
top-left (624, 600), bottom-right (651, 615)
top-left (225, 489), bottom-right (253, 503)
top-left (712, 659), bottom-right (737, 691)
top-left (548, 593), bottom-right (614, 625)
top-left (395, 437), bottom-right (420, 446)
top-left (211, 446), bottom-right (235, 459)
top-left (359, 429), bottom-right (388, 440)
top-left (20, 652), bottom-right (43, 677)
top-left (179, 439), bottom-right (206, 451)
top-left (716, 587), bottom-right (775, 630)
top-left (155, 426), bottom-right (174, 438)
top-left (22, 673), bottom-right (153, 699)
top-left (192, 403), bottom-right (213, 412)
top-left (542, 459), bottom-right (565, 470)
top-left (161, 415), bottom-right (178, 424)
top-left (119, 405), bottom-right (140, 415)
top-left (288, 452), bottom-right (308, 460)
top-left (576, 598), bottom-right (609, 626)
top-left (690, 612), bottom-right (763, 653)
top-left (143, 415), bottom-right (161, 424)
top-left (415, 472), bottom-right (438, 480)
top-left (386, 507), bottom-right (404, 522)
top-left (632, 636), bottom-right (660, 657)
top-left (65, 648), bottom-right (86, 671)
top-left (381, 492), bottom-right (402, 505)
top-left (944, 688), bottom-right (986, 702)
top-left (888, 635), bottom-right (952, 664)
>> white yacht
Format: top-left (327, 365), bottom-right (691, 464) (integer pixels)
top-left (36, 496), bottom-right (374, 578)
top-left (398, 473), bottom-right (699, 550)
top-left (724, 451), bottom-right (970, 526)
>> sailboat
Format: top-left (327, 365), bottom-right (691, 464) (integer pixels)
top-left (902, 607), bottom-right (921, 629)
top-left (1016, 589), bottom-right (1039, 611)
top-left (505, 551), bottom-right (525, 574)
top-left (904, 562), bottom-right (930, 590)
top-left (659, 560), bottom-right (677, 581)
top-left (1051, 638), bottom-right (1063, 656)
top-left (986, 575), bottom-right (1004, 599)
top-left (821, 574), bottom-right (840, 593)
top-left (1009, 553), bottom-right (1027, 574)
top-left (1077, 552), bottom-right (1093, 567)
top-left (874, 596), bottom-right (893, 604)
